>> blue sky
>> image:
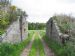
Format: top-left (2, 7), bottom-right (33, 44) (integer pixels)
top-left (12, 0), bottom-right (75, 23)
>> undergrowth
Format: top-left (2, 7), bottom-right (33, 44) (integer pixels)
top-left (39, 30), bottom-right (75, 56)
top-left (43, 35), bottom-right (75, 56)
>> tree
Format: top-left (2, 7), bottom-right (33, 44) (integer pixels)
top-left (9, 5), bottom-right (17, 22)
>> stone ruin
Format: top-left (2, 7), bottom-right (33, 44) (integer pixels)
top-left (0, 16), bottom-right (28, 44)
top-left (46, 18), bottom-right (70, 45)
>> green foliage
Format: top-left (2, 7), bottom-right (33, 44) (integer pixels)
top-left (28, 23), bottom-right (46, 30)
top-left (49, 15), bottom-right (75, 56)
top-left (0, 29), bottom-right (5, 35)
top-left (59, 23), bottom-right (70, 33)
top-left (52, 15), bottom-right (71, 34)
top-left (0, 1), bottom-right (27, 35)
top-left (0, 11), bottom-right (10, 35)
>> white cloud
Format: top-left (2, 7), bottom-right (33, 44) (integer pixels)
top-left (12, 0), bottom-right (75, 23)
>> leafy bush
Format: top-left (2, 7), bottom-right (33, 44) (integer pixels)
top-left (52, 15), bottom-right (72, 34)
top-left (0, 29), bottom-right (5, 35)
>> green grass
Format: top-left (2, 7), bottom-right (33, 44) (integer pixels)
top-left (38, 30), bottom-right (45, 37)
top-left (39, 31), bottom-right (65, 56)
top-left (43, 34), bottom-right (75, 56)
top-left (28, 32), bottom-right (45, 56)
top-left (28, 36), bottom-right (37, 56)
top-left (43, 35), bottom-right (62, 56)
top-left (38, 36), bottom-right (45, 56)
top-left (0, 30), bottom-right (34, 56)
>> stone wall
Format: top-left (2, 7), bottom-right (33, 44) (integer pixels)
top-left (46, 18), bottom-right (69, 44)
top-left (0, 16), bottom-right (28, 44)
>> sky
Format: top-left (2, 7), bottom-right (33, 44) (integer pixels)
top-left (12, 0), bottom-right (75, 23)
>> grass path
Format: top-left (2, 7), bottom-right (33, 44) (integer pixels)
top-left (21, 30), bottom-right (55, 56)
top-left (28, 31), bottom-right (45, 56)
top-left (38, 31), bottom-right (55, 56)
top-left (20, 31), bottom-right (35, 56)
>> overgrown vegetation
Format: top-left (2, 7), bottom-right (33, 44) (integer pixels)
top-left (39, 30), bottom-right (75, 56)
top-left (0, 31), bottom-right (34, 56)
top-left (49, 14), bottom-right (75, 56)
top-left (0, 0), bottom-right (27, 35)
top-left (28, 23), bottom-right (46, 30)
top-left (52, 14), bottom-right (73, 34)
top-left (43, 35), bottom-right (75, 56)
top-left (28, 32), bottom-right (45, 56)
